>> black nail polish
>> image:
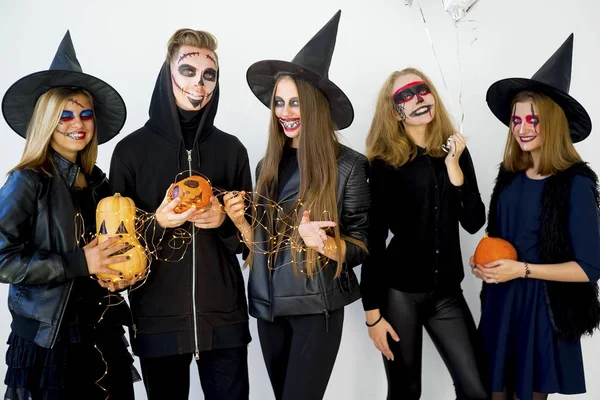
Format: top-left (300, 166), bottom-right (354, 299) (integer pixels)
top-left (126, 256), bottom-right (130, 260)
top-left (125, 242), bottom-right (129, 245)
top-left (119, 234), bottom-right (123, 238)
top-left (134, 274), bottom-right (138, 277)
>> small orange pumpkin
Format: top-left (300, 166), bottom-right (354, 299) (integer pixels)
top-left (473, 236), bottom-right (518, 267)
top-left (95, 193), bottom-right (147, 282)
top-left (167, 175), bottom-right (213, 213)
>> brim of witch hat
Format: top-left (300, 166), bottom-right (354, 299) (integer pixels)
top-left (486, 79), bottom-right (591, 143)
top-left (246, 10), bottom-right (354, 130)
top-left (2, 31), bottom-right (126, 145)
top-left (247, 60), bottom-right (354, 130)
top-left (486, 33), bottom-right (591, 143)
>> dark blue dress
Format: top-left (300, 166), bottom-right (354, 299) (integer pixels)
top-left (479, 173), bottom-right (600, 400)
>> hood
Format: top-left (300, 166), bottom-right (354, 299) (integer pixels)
top-left (145, 62), bottom-right (220, 147)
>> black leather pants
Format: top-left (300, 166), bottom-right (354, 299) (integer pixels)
top-left (382, 288), bottom-right (489, 400)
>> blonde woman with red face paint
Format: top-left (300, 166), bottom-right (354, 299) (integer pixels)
top-left (473, 34), bottom-right (600, 400)
top-left (361, 67), bottom-right (488, 400)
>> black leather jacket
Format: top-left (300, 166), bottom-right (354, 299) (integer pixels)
top-left (0, 152), bottom-right (109, 348)
top-left (249, 144), bottom-right (371, 321)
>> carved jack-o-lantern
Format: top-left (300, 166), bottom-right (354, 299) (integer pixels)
top-left (95, 193), bottom-right (147, 282)
top-left (167, 175), bottom-right (213, 213)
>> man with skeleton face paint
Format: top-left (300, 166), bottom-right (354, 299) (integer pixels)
top-left (170, 47), bottom-right (218, 110)
top-left (110, 29), bottom-right (252, 400)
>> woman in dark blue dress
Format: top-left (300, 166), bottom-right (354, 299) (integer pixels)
top-left (472, 34), bottom-right (600, 400)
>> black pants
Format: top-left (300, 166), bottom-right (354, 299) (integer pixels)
top-left (383, 289), bottom-right (489, 400)
top-left (140, 346), bottom-right (249, 400)
top-left (257, 308), bottom-right (344, 400)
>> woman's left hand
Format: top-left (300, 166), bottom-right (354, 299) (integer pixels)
top-left (474, 259), bottom-right (525, 284)
top-left (444, 132), bottom-right (467, 164)
top-left (298, 210), bottom-right (336, 253)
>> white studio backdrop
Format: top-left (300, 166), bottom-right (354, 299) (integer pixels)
top-left (1, 0), bottom-right (599, 398)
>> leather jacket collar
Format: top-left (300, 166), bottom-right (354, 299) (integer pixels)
top-left (51, 151), bottom-right (80, 189)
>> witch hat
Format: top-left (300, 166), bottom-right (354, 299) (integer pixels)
top-left (2, 31), bottom-right (126, 144)
top-left (486, 33), bottom-right (591, 142)
top-left (246, 10), bottom-right (353, 130)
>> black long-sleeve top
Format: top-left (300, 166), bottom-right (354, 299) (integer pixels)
top-left (360, 147), bottom-right (485, 311)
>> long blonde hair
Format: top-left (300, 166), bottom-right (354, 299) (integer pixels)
top-left (9, 88), bottom-right (98, 176)
top-left (503, 91), bottom-right (582, 176)
top-left (254, 75), bottom-right (365, 277)
top-left (366, 67), bottom-right (455, 166)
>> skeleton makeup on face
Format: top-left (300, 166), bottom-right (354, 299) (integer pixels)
top-left (170, 46), bottom-right (218, 111)
top-left (511, 101), bottom-right (542, 152)
top-left (393, 81), bottom-right (433, 121)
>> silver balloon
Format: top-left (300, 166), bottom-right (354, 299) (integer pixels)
top-left (444, 0), bottom-right (480, 21)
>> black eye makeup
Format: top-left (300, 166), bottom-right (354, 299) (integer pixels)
top-left (274, 96), bottom-right (300, 108)
top-left (178, 64), bottom-right (196, 77)
top-left (203, 68), bottom-right (217, 82)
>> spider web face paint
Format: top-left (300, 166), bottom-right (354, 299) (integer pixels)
top-left (170, 46), bottom-right (218, 111)
top-left (392, 80), bottom-right (435, 125)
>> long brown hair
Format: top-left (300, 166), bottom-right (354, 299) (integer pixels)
top-left (503, 91), bottom-right (582, 176)
top-left (9, 88), bottom-right (98, 176)
top-left (366, 67), bottom-right (455, 166)
top-left (254, 75), bottom-right (364, 277)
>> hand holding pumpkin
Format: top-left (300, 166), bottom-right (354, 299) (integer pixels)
top-left (475, 259), bottom-right (526, 284)
top-left (83, 237), bottom-right (128, 278)
top-left (96, 268), bottom-right (148, 292)
top-left (470, 236), bottom-right (520, 284)
top-left (155, 189), bottom-right (197, 229)
top-left (189, 195), bottom-right (226, 229)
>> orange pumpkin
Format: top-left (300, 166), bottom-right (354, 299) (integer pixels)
top-left (95, 193), bottom-right (147, 282)
top-left (473, 236), bottom-right (518, 266)
top-left (167, 175), bottom-right (213, 213)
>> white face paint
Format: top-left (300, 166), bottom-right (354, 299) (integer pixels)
top-left (170, 45), bottom-right (218, 111)
top-left (273, 76), bottom-right (301, 143)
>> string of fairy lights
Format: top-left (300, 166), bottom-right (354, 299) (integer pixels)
top-left (71, 173), bottom-right (336, 397)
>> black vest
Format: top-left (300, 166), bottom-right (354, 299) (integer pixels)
top-left (485, 162), bottom-right (600, 341)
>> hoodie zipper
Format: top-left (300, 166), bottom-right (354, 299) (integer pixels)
top-left (187, 150), bottom-right (200, 360)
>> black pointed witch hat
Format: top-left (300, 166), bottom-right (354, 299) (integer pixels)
top-left (2, 31), bottom-right (126, 144)
top-left (246, 10), bottom-right (354, 130)
top-left (486, 33), bottom-right (591, 143)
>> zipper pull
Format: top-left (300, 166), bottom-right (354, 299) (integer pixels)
top-left (323, 309), bottom-right (330, 333)
top-left (187, 150), bottom-right (192, 162)
top-left (194, 348), bottom-right (200, 360)
top-left (132, 323), bottom-right (137, 339)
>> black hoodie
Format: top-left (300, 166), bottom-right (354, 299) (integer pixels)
top-left (109, 62), bottom-right (252, 358)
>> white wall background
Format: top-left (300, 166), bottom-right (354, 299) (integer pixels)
top-left (1, 0), bottom-right (599, 398)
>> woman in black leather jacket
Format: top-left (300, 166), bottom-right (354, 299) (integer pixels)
top-left (223, 11), bottom-right (370, 400)
top-left (0, 32), bottom-right (139, 399)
